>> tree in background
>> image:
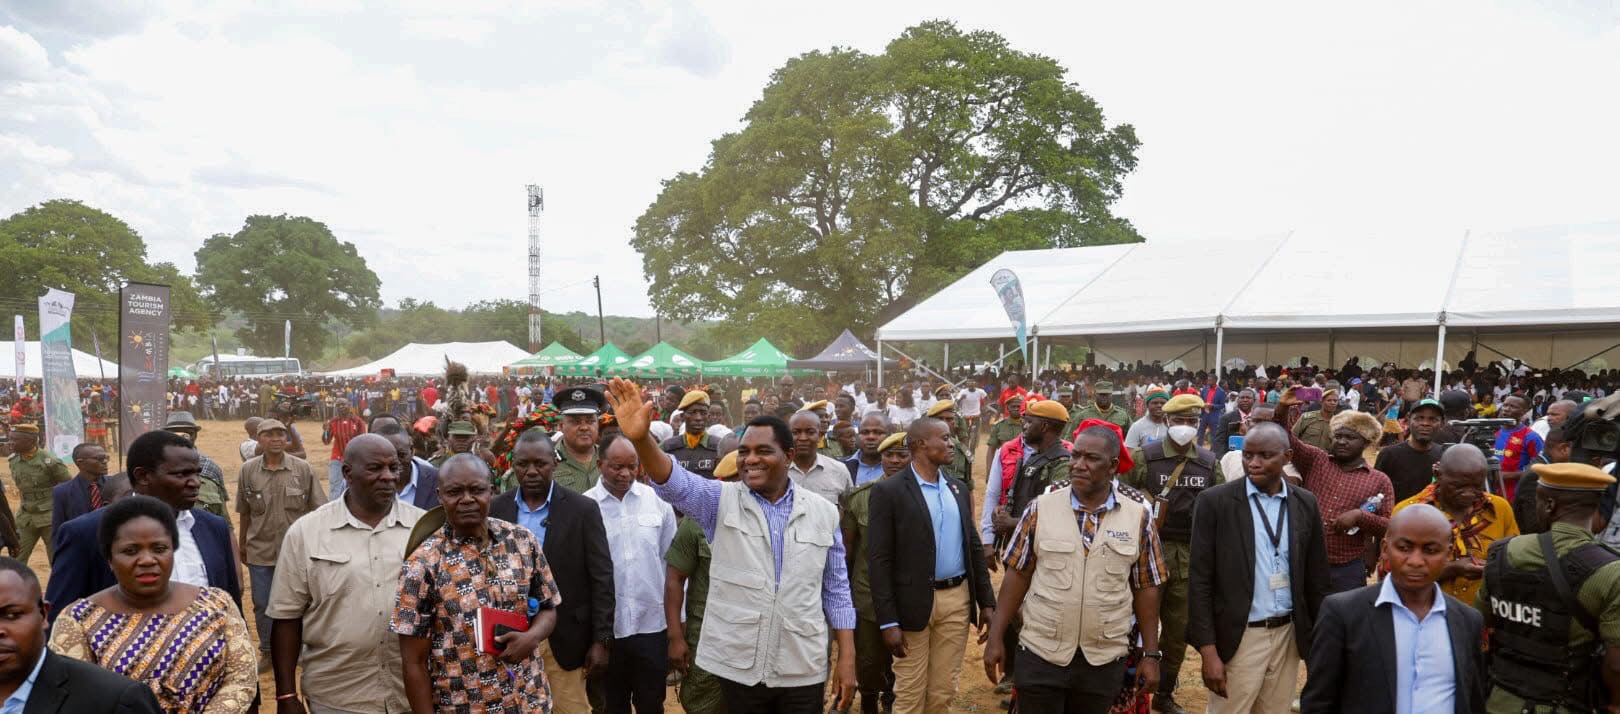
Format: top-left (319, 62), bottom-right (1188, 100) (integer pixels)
top-left (0, 199), bottom-right (208, 343)
top-left (341, 299), bottom-right (590, 364)
top-left (632, 20), bottom-right (1142, 354)
top-left (195, 214), bottom-right (381, 359)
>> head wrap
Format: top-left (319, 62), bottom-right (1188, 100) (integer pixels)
top-left (494, 404), bottom-right (560, 470)
top-left (1071, 418), bottom-right (1133, 474)
top-left (1145, 389), bottom-right (1171, 404)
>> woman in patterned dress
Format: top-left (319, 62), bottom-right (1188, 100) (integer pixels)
top-left (48, 495), bottom-right (257, 713)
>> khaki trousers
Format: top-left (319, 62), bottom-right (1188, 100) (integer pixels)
top-left (891, 581), bottom-right (971, 714)
top-left (541, 640), bottom-right (591, 714)
top-left (1206, 622), bottom-right (1299, 714)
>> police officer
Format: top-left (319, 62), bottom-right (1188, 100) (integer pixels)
top-left (662, 390), bottom-right (720, 478)
top-left (842, 432), bottom-right (908, 714)
top-left (984, 393), bottom-right (1025, 474)
top-left (553, 385), bottom-right (606, 494)
top-left (1071, 381), bottom-right (1133, 435)
top-left (1477, 462), bottom-right (1620, 713)
top-left (925, 399), bottom-right (973, 489)
top-left (1122, 393), bottom-right (1222, 714)
top-left (8, 423), bottom-right (67, 563)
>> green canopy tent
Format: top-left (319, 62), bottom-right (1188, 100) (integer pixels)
top-left (703, 338), bottom-right (816, 377)
top-left (621, 341), bottom-right (705, 378)
top-left (555, 343), bottom-right (632, 378)
top-left (504, 342), bottom-right (582, 376)
top-left (168, 366), bottom-right (198, 379)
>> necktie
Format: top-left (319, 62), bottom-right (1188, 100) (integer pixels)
top-left (89, 480), bottom-right (104, 510)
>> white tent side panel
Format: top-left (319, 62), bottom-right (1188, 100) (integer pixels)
top-left (875, 244), bottom-right (1137, 342)
top-left (1446, 225), bottom-right (1620, 328)
top-left (0, 341), bottom-right (118, 380)
top-left (320, 341), bottom-right (530, 377)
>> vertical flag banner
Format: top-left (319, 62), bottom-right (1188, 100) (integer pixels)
top-left (12, 315), bottom-right (23, 391)
top-left (989, 268), bottom-right (1028, 359)
top-left (284, 319), bottom-right (291, 358)
top-left (38, 288), bottom-right (83, 460)
top-left (92, 330), bottom-right (106, 381)
top-left (119, 283), bottom-right (171, 455)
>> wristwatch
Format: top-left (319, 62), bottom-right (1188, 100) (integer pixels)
top-left (1140, 650), bottom-right (1164, 659)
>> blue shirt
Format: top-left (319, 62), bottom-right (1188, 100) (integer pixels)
top-left (516, 481), bottom-right (555, 543)
top-left (1377, 577), bottom-right (1455, 714)
top-left (1246, 478), bottom-right (1293, 622)
top-left (397, 458), bottom-right (424, 506)
top-left (850, 457), bottom-right (885, 486)
top-left (0, 649), bottom-right (45, 714)
top-left (917, 470), bottom-right (965, 580)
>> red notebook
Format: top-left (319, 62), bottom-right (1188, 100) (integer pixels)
top-left (475, 607), bottom-right (529, 655)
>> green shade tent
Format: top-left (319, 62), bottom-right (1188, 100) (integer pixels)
top-left (168, 366), bottom-right (198, 379)
top-left (505, 342), bottom-right (583, 375)
top-left (621, 341), bottom-right (705, 378)
top-left (704, 338), bottom-right (815, 377)
top-left (556, 343), bottom-right (632, 377)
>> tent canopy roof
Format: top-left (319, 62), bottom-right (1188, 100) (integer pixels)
top-left (320, 341), bottom-right (529, 377)
top-left (786, 329), bottom-right (898, 371)
top-left (877, 223), bottom-right (1620, 343)
top-left (557, 343), bottom-right (632, 376)
top-left (0, 341), bottom-right (117, 380)
top-left (508, 342), bottom-right (582, 368)
top-left (705, 338), bottom-right (815, 377)
top-left (622, 341), bottom-right (705, 377)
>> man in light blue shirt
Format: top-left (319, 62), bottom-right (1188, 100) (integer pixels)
top-left (845, 414), bottom-right (890, 486)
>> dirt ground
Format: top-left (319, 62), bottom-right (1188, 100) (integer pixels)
top-left (2, 419), bottom-right (1316, 712)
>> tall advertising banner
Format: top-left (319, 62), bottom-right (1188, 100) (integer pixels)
top-left (12, 315), bottom-right (22, 391)
top-left (989, 268), bottom-right (1028, 360)
top-left (119, 283), bottom-right (170, 456)
top-left (38, 288), bottom-right (83, 460)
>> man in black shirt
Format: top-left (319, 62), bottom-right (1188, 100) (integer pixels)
top-left (1373, 397), bottom-right (1446, 502)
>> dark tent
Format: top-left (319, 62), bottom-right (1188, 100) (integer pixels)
top-left (785, 329), bottom-right (899, 371)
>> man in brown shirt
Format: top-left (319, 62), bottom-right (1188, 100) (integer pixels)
top-left (238, 418), bottom-right (326, 668)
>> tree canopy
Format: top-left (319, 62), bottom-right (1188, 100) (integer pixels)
top-left (632, 20), bottom-right (1142, 354)
top-left (0, 199), bottom-right (207, 344)
top-left (195, 214), bottom-right (382, 359)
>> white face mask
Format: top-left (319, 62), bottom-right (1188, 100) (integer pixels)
top-left (1168, 425), bottom-right (1197, 446)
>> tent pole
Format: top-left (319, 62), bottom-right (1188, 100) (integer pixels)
top-left (943, 342), bottom-right (950, 375)
top-left (1031, 334), bottom-right (1040, 377)
top-left (1433, 314), bottom-right (1447, 398)
top-left (876, 339), bottom-right (883, 392)
top-left (1044, 343), bottom-right (1051, 376)
top-left (1214, 319), bottom-right (1225, 381)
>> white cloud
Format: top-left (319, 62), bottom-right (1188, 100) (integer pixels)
top-left (0, 133), bottom-right (71, 165)
top-left (0, 25), bottom-right (50, 82)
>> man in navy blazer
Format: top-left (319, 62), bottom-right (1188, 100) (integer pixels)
top-left (1301, 504), bottom-right (1487, 714)
top-left (48, 443), bottom-right (132, 540)
top-left (381, 430), bottom-right (440, 510)
top-left (45, 430), bottom-right (241, 624)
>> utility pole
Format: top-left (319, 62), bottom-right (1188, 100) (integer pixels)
top-left (655, 313), bottom-right (662, 344)
top-left (526, 185), bottom-right (544, 352)
top-left (593, 275), bottom-right (606, 348)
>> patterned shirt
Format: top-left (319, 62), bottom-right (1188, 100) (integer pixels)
top-left (1001, 484), bottom-right (1167, 589)
top-left (1288, 430), bottom-right (1395, 565)
top-left (390, 518), bottom-right (562, 713)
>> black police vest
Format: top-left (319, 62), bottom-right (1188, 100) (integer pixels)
top-left (1484, 535), bottom-right (1618, 708)
top-left (1142, 441), bottom-right (1217, 543)
top-left (1007, 444), bottom-right (1071, 522)
top-left (661, 436), bottom-right (719, 479)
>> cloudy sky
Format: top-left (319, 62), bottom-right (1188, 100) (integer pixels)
top-left (2, 1), bottom-right (1617, 319)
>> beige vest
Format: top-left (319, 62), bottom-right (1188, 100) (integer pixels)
top-left (1019, 487), bottom-right (1145, 666)
top-left (696, 481), bottom-right (840, 688)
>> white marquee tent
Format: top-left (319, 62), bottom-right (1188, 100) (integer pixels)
top-left (0, 341), bottom-right (118, 380)
top-left (876, 223), bottom-right (1620, 381)
top-left (319, 341), bottom-right (530, 377)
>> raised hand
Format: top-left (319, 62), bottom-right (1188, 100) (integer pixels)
top-left (604, 378), bottom-right (657, 442)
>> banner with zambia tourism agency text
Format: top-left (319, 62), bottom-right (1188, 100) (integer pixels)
top-left (119, 282), bottom-right (170, 455)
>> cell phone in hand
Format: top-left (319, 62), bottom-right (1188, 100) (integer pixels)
top-left (1294, 387), bottom-right (1322, 402)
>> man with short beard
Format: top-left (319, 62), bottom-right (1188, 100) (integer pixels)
top-left (787, 411), bottom-right (853, 505)
top-left (1492, 393), bottom-right (1543, 502)
top-left (1373, 397), bottom-right (1446, 503)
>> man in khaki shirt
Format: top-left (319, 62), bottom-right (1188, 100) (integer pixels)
top-left (268, 434), bottom-right (423, 714)
top-left (239, 418), bottom-right (326, 666)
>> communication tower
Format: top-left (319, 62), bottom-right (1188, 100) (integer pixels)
top-left (527, 185), bottom-right (544, 352)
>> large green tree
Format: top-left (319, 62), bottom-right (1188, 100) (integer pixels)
top-left (632, 20), bottom-right (1142, 354)
top-left (195, 214), bottom-right (381, 358)
top-left (0, 199), bottom-right (208, 345)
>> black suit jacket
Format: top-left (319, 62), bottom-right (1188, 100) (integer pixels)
top-left (409, 458), bottom-right (441, 510)
top-left (1213, 410), bottom-right (1248, 457)
top-left (23, 650), bottom-right (163, 713)
top-left (490, 483), bottom-right (614, 670)
top-left (1301, 584), bottom-right (1486, 714)
top-left (45, 507), bottom-right (240, 625)
top-left (867, 467), bottom-right (995, 630)
top-left (1187, 477), bottom-right (1329, 663)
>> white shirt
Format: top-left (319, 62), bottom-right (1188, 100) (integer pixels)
top-left (585, 481), bottom-right (677, 638)
top-left (1343, 388), bottom-right (1362, 412)
top-left (886, 404), bottom-right (920, 430)
top-left (956, 388), bottom-right (987, 417)
top-left (172, 509), bottom-right (210, 587)
top-left (239, 439), bottom-right (259, 462)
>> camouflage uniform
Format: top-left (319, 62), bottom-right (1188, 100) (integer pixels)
top-left (10, 449), bottom-right (69, 562)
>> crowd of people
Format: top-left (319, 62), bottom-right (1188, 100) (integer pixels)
top-left (0, 350), bottom-right (1619, 713)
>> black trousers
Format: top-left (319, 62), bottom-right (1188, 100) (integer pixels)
top-left (1012, 646), bottom-right (1126, 714)
top-left (605, 631), bottom-right (668, 714)
top-left (719, 678), bottom-right (826, 714)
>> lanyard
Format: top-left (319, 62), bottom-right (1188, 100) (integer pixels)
top-left (1250, 493), bottom-right (1287, 550)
